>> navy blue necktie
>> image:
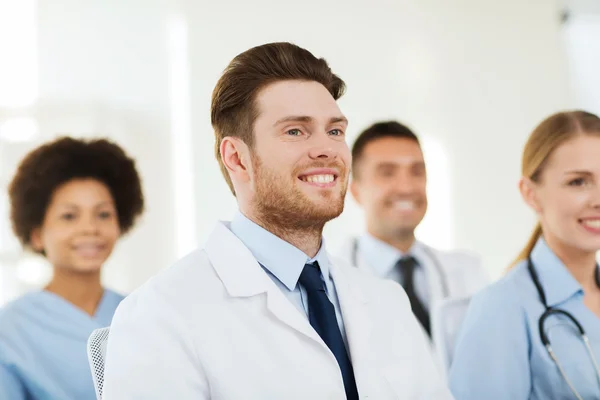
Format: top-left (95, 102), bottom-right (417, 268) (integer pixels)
top-left (397, 256), bottom-right (431, 336)
top-left (298, 262), bottom-right (359, 400)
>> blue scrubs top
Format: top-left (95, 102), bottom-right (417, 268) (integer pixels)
top-left (0, 289), bottom-right (123, 399)
top-left (449, 238), bottom-right (600, 399)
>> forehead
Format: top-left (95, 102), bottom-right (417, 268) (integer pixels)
top-left (51, 179), bottom-right (113, 204)
top-left (361, 137), bottom-right (424, 165)
top-left (545, 135), bottom-right (600, 173)
top-left (254, 80), bottom-right (343, 124)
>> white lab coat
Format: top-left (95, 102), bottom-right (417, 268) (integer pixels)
top-left (336, 237), bottom-right (489, 373)
top-left (102, 222), bottom-right (453, 400)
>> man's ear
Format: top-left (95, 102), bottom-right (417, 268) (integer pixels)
top-left (519, 177), bottom-right (542, 214)
top-left (220, 137), bottom-right (252, 185)
top-left (350, 178), bottom-right (362, 205)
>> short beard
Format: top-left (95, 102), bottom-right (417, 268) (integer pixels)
top-left (250, 154), bottom-right (346, 251)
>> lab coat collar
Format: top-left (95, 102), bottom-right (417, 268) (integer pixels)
top-left (530, 237), bottom-right (587, 307)
top-left (204, 221), bottom-right (273, 298)
top-left (204, 220), bottom-right (330, 346)
top-left (229, 211), bottom-right (332, 291)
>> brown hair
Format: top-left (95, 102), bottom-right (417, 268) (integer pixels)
top-left (211, 42), bottom-right (346, 195)
top-left (351, 120), bottom-right (420, 180)
top-left (511, 110), bottom-right (600, 267)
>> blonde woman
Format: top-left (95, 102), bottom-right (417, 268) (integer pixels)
top-left (450, 111), bottom-right (600, 399)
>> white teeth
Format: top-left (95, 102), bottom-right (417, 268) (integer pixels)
top-left (393, 201), bottom-right (415, 210)
top-left (75, 245), bottom-right (103, 257)
top-left (303, 174), bottom-right (334, 184)
top-left (583, 220), bottom-right (600, 229)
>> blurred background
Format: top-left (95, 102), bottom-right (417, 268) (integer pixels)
top-left (0, 0), bottom-right (599, 305)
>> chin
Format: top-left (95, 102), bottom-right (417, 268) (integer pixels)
top-left (72, 260), bottom-right (105, 274)
top-left (76, 267), bottom-right (103, 275)
top-left (313, 197), bottom-right (344, 213)
top-left (580, 242), bottom-right (600, 254)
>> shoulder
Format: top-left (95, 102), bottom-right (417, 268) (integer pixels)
top-left (425, 245), bottom-right (482, 271)
top-left (0, 291), bottom-right (45, 325)
top-left (112, 247), bottom-right (221, 320)
top-left (468, 261), bottom-right (531, 315)
top-left (0, 292), bottom-right (48, 356)
top-left (420, 244), bottom-right (490, 290)
top-left (98, 288), bottom-right (126, 319)
top-left (104, 288), bottom-right (125, 301)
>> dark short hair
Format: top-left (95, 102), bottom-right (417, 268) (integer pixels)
top-left (211, 42), bottom-right (346, 195)
top-left (351, 120), bottom-right (420, 179)
top-left (8, 136), bottom-right (145, 252)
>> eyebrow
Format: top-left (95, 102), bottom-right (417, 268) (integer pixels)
top-left (564, 170), bottom-right (593, 176)
top-left (57, 201), bottom-right (114, 209)
top-left (375, 160), bottom-right (425, 168)
top-left (273, 115), bottom-right (348, 127)
top-left (376, 162), bottom-right (398, 169)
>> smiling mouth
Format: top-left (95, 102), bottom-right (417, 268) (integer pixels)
top-left (581, 219), bottom-right (600, 230)
top-left (299, 174), bottom-right (336, 184)
top-left (390, 200), bottom-right (417, 211)
top-left (72, 244), bottom-right (106, 257)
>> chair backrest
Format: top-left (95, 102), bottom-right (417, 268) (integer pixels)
top-left (87, 326), bottom-right (111, 400)
top-left (431, 295), bottom-right (472, 374)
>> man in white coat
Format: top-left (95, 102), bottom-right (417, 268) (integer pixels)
top-left (337, 121), bottom-right (489, 369)
top-left (102, 43), bottom-right (453, 399)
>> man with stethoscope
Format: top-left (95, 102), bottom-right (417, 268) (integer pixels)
top-left (336, 120), bottom-right (489, 359)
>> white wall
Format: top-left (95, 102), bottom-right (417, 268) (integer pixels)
top-left (186, 0), bottom-right (571, 279)
top-left (563, 13), bottom-right (600, 114)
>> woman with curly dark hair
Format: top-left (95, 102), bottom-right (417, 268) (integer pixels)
top-left (0, 136), bottom-right (144, 400)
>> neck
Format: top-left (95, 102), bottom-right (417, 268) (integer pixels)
top-left (243, 209), bottom-right (323, 258)
top-left (368, 226), bottom-right (416, 253)
top-left (545, 235), bottom-right (598, 292)
top-left (45, 268), bottom-right (104, 316)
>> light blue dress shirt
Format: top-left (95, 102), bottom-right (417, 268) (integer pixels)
top-left (358, 233), bottom-right (430, 309)
top-left (229, 211), bottom-right (348, 343)
top-left (0, 289), bottom-right (124, 399)
top-left (449, 237), bottom-right (600, 399)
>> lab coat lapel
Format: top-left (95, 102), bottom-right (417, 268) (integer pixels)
top-left (204, 222), bottom-right (322, 344)
top-left (415, 243), bottom-right (446, 307)
top-left (329, 259), bottom-right (380, 397)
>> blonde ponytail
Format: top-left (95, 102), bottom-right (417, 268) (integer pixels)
top-left (508, 223), bottom-right (542, 270)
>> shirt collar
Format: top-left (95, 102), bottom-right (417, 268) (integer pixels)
top-left (530, 237), bottom-right (585, 307)
top-left (229, 210), bottom-right (331, 291)
top-left (358, 233), bottom-right (420, 277)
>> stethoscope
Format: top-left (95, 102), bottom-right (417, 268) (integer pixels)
top-left (351, 238), bottom-right (450, 298)
top-left (527, 257), bottom-right (600, 399)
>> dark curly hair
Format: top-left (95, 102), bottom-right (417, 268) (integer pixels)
top-left (8, 136), bottom-right (145, 251)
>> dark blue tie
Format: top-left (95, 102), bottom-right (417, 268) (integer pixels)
top-left (397, 256), bottom-right (431, 336)
top-left (298, 262), bottom-right (359, 400)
